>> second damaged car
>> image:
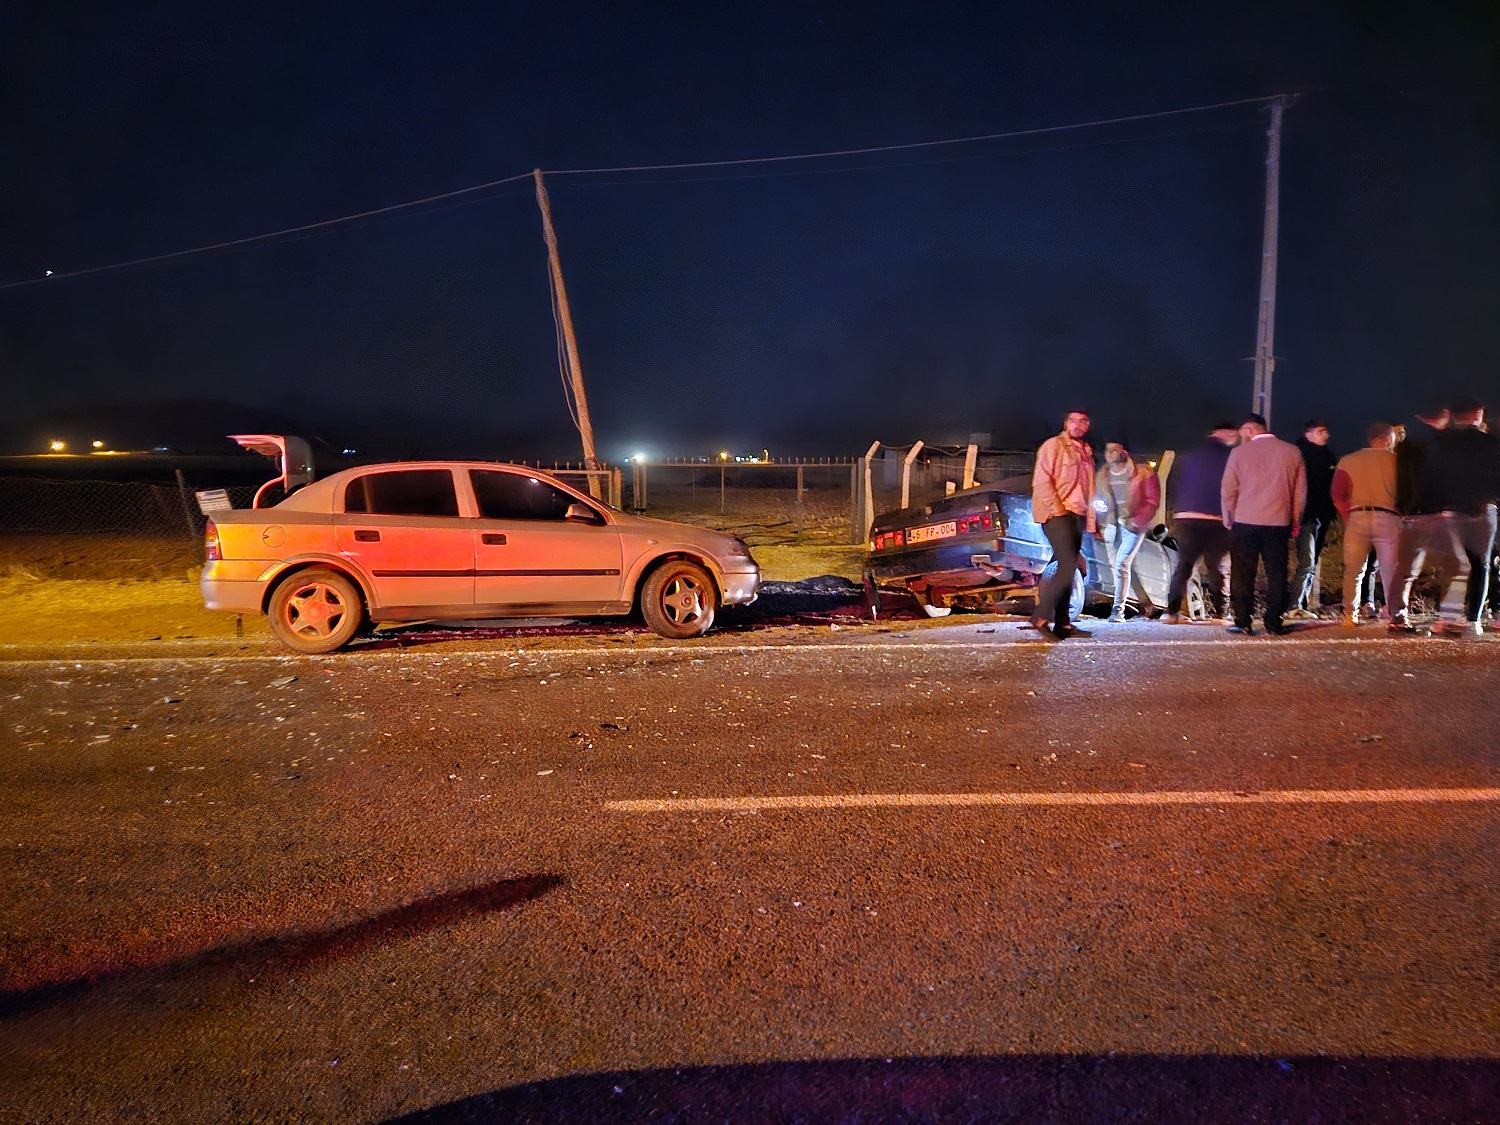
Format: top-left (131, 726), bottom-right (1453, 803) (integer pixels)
top-left (864, 485), bottom-right (1205, 620)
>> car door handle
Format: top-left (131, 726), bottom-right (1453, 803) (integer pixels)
top-left (481, 533), bottom-right (507, 545)
top-left (353, 530), bottom-right (381, 542)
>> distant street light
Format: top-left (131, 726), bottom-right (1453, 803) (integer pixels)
top-left (92, 439), bottom-right (105, 450)
top-left (48, 440), bottom-right (66, 453)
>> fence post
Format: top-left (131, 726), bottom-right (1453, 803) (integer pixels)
top-left (848, 462), bottom-right (861, 544)
top-left (795, 465), bottom-right (805, 536)
top-left (861, 441), bottom-right (880, 544)
top-left (962, 444), bottom-right (978, 490)
top-left (720, 464), bottom-right (726, 514)
top-left (900, 441), bottom-right (924, 509)
top-left (173, 470), bottom-right (199, 541)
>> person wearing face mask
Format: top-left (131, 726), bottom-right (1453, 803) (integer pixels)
top-left (1094, 440), bottom-right (1161, 622)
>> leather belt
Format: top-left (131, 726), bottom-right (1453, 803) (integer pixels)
top-left (1349, 506), bottom-right (1398, 514)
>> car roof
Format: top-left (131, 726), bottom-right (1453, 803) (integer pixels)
top-left (270, 461), bottom-right (579, 511)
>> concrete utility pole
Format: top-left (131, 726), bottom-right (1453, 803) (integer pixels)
top-left (1250, 97), bottom-right (1290, 427)
top-left (534, 169), bottom-right (602, 493)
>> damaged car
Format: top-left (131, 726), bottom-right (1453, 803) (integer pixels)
top-left (864, 485), bottom-right (1209, 620)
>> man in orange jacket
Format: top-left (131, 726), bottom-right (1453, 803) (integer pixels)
top-left (1030, 410), bottom-right (1096, 638)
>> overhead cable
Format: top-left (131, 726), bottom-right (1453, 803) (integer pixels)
top-left (0, 94), bottom-right (1289, 292)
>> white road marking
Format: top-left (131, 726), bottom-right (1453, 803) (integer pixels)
top-left (0, 634), bottom-right (1449, 668)
top-left (606, 787), bottom-right (1500, 815)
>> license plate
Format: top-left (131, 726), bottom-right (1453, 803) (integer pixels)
top-left (907, 520), bottom-right (957, 544)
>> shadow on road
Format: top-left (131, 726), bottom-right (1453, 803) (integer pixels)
top-left (0, 874), bottom-right (562, 1020)
top-left (386, 1054), bottom-right (1499, 1123)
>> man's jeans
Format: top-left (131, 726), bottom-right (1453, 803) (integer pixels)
top-left (1290, 515), bottom-right (1332, 611)
top-left (1039, 514), bottom-right (1085, 630)
top-left (1342, 510), bottom-right (1403, 620)
top-left (1432, 507), bottom-right (1499, 622)
top-left (1105, 524), bottom-right (1153, 614)
top-left (1229, 523), bottom-right (1291, 630)
top-left (1166, 517), bottom-right (1229, 617)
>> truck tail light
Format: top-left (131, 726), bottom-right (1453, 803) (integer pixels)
top-left (204, 519), bottom-right (221, 561)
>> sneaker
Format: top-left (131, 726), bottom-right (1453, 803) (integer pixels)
top-left (1265, 622), bottom-right (1291, 636)
top-left (1056, 624), bottom-right (1091, 639)
top-left (1161, 613), bottom-right (1182, 625)
top-left (1108, 608), bottom-right (1127, 624)
top-left (1225, 623), bottom-right (1254, 635)
top-left (1342, 615), bottom-right (1359, 628)
top-left (1285, 608), bottom-right (1318, 621)
top-left (1388, 618), bottom-right (1417, 634)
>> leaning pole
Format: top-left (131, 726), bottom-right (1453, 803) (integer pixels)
top-left (1250, 97), bottom-right (1290, 427)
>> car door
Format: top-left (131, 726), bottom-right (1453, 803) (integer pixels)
top-left (468, 469), bottom-right (624, 610)
top-left (334, 468), bottom-right (476, 610)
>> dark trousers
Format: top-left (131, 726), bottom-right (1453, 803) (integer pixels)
top-left (1291, 514), bottom-right (1332, 610)
top-left (1166, 517), bottom-right (1229, 617)
top-left (1229, 523), bottom-right (1291, 629)
top-left (1039, 514), bottom-right (1084, 629)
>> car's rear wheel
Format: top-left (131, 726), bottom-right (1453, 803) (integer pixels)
top-left (641, 560), bottom-right (717, 639)
top-left (268, 568), bottom-right (365, 654)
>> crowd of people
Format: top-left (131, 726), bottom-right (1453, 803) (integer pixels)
top-left (1026, 404), bottom-right (1500, 638)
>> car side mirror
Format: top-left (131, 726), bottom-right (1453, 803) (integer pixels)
top-left (565, 502), bottom-right (603, 524)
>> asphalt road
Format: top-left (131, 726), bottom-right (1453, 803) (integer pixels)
top-left (2, 620), bottom-right (1498, 1123)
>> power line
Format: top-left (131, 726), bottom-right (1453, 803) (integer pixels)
top-left (563, 120), bottom-right (1263, 190)
top-left (0, 172), bottom-right (534, 292)
top-left (0, 93), bottom-right (1289, 293)
top-left (546, 94), bottom-right (1286, 177)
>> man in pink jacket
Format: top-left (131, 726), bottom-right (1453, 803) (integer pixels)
top-left (1096, 441), bottom-right (1162, 622)
top-left (1221, 413), bottom-right (1308, 635)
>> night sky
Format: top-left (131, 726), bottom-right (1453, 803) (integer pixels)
top-left (2, 2), bottom-right (1497, 461)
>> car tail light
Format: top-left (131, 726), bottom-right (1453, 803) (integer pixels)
top-left (204, 519), bottom-right (221, 561)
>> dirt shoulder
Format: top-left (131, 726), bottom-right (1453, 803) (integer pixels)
top-left (0, 542), bottom-right (869, 649)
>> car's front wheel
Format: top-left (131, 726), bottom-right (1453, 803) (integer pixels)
top-left (1038, 560), bottom-right (1087, 621)
top-left (641, 560), bottom-right (717, 639)
top-left (268, 568), bottom-right (366, 654)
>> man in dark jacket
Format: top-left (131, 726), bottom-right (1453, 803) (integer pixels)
top-left (1161, 423), bottom-right (1238, 622)
top-left (1418, 399), bottom-right (1499, 634)
top-left (1289, 419), bottom-right (1338, 617)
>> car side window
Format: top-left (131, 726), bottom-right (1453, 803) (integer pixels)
top-left (343, 470), bottom-right (460, 517)
top-left (471, 470), bottom-right (583, 521)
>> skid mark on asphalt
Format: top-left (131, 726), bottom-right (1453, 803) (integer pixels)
top-left (605, 787), bottom-right (1500, 815)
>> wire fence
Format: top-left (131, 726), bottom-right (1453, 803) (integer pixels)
top-left (0, 445), bottom-right (1046, 580)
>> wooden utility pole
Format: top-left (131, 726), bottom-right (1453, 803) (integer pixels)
top-left (1251, 97), bottom-right (1290, 427)
top-left (534, 169), bottom-right (601, 494)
